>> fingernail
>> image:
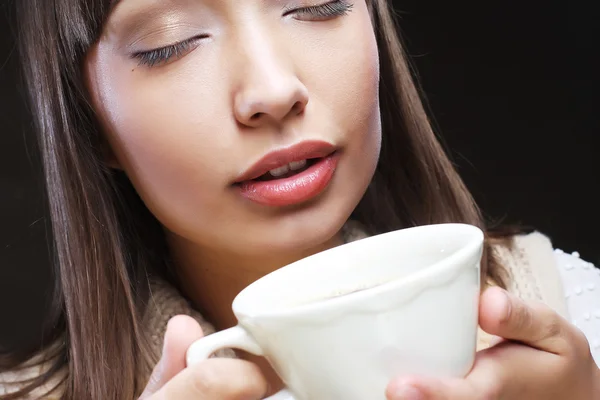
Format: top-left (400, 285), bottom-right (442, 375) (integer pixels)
top-left (391, 385), bottom-right (424, 400)
top-left (499, 288), bottom-right (512, 322)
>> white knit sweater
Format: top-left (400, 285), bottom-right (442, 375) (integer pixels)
top-left (1, 231), bottom-right (598, 398)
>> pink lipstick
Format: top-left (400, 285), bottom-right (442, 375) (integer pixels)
top-left (234, 141), bottom-right (339, 207)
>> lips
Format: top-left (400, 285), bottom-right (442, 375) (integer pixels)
top-left (234, 141), bottom-right (338, 183)
top-left (234, 141), bottom-right (340, 207)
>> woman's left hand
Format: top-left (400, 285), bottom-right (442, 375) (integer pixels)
top-left (386, 286), bottom-right (600, 400)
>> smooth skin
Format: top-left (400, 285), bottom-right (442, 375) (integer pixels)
top-left (386, 287), bottom-right (600, 400)
top-left (84, 0), bottom-right (600, 398)
top-left (139, 288), bottom-right (599, 400)
top-left (139, 316), bottom-right (269, 400)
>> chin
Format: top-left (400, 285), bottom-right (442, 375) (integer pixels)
top-left (236, 178), bottom-right (367, 258)
top-left (239, 152), bottom-right (376, 258)
top-left (264, 214), bottom-right (346, 253)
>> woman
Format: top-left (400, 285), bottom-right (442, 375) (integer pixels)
top-left (1, 0), bottom-right (599, 398)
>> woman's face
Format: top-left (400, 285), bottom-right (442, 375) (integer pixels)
top-left (85, 0), bottom-right (381, 257)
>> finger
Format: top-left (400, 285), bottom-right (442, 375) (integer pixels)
top-left (386, 342), bottom-right (556, 400)
top-left (156, 358), bottom-right (269, 400)
top-left (469, 340), bottom-right (561, 399)
top-left (386, 376), bottom-right (472, 400)
top-left (386, 351), bottom-right (503, 400)
top-left (139, 315), bottom-right (205, 399)
top-left (478, 286), bottom-right (571, 354)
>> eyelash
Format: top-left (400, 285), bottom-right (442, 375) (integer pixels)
top-left (131, 0), bottom-right (353, 68)
top-left (284, 0), bottom-right (354, 20)
top-left (131, 35), bottom-right (208, 68)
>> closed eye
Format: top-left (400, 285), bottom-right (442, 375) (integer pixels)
top-left (131, 1), bottom-right (353, 68)
top-left (131, 34), bottom-right (208, 68)
top-left (285, 0), bottom-right (354, 21)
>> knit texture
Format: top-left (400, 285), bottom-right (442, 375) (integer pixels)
top-left (0, 229), bottom-right (567, 398)
top-left (476, 231), bottom-right (567, 350)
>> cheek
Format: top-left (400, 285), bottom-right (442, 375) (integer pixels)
top-left (86, 46), bottom-right (236, 226)
top-left (301, 8), bottom-right (379, 107)
top-left (84, 5), bottom-right (381, 247)
top-left (305, 6), bottom-right (381, 171)
top-left (300, 4), bottom-right (380, 143)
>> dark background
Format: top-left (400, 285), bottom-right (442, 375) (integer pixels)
top-left (1, 1), bottom-right (598, 348)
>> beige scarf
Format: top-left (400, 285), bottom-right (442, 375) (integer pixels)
top-left (145, 226), bottom-right (569, 353)
top-left (0, 227), bottom-right (569, 398)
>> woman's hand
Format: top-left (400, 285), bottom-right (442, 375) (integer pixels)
top-left (386, 287), bottom-right (600, 400)
top-left (139, 315), bottom-right (268, 400)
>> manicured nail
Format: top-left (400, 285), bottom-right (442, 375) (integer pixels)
top-left (391, 384), bottom-right (424, 400)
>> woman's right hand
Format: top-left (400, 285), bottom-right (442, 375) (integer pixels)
top-left (139, 315), bottom-right (269, 400)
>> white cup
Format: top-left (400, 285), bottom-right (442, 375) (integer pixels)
top-left (187, 223), bottom-right (484, 400)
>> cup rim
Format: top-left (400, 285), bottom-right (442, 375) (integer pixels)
top-left (232, 223), bottom-right (484, 320)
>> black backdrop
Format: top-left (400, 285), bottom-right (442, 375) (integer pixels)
top-left (1, 0), bottom-right (598, 348)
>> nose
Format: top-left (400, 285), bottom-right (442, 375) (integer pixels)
top-left (233, 43), bottom-right (309, 128)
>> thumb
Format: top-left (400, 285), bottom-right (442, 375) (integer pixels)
top-left (139, 315), bottom-right (205, 399)
top-left (478, 286), bottom-right (569, 353)
top-left (386, 376), bottom-right (473, 400)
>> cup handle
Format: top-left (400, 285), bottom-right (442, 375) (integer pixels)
top-left (186, 325), bottom-right (295, 400)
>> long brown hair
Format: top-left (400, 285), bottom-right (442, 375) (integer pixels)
top-left (2, 0), bottom-right (508, 398)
